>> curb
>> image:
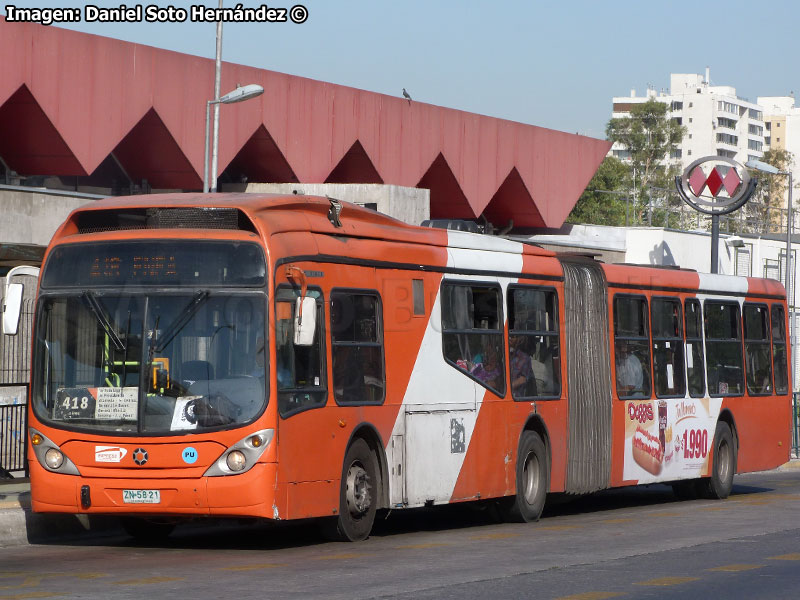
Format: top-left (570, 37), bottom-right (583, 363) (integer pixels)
top-left (0, 489), bottom-right (123, 547)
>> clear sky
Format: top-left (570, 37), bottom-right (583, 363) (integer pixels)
top-left (3, 0), bottom-right (799, 139)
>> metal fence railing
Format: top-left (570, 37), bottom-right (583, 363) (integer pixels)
top-left (0, 403), bottom-right (26, 477)
top-left (793, 393), bottom-right (800, 459)
top-left (0, 274), bottom-right (35, 479)
top-left (619, 192), bottom-right (799, 238)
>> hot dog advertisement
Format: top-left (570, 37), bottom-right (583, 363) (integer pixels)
top-left (623, 397), bottom-right (723, 484)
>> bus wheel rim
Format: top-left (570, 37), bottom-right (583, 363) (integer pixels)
top-left (345, 462), bottom-right (371, 517)
top-left (522, 452), bottom-right (540, 504)
top-left (717, 439), bottom-right (731, 483)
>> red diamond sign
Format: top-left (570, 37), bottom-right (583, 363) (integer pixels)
top-left (705, 168), bottom-right (724, 197)
top-left (676, 156), bottom-right (754, 216)
top-left (689, 167), bottom-right (707, 196)
top-left (723, 168), bottom-right (742, 196)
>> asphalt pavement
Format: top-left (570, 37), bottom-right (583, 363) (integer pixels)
top-left (2, 458), bottom-right (799, 548)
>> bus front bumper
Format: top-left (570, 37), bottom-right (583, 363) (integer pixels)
top-left (29, 461), bottom-right (277, 519)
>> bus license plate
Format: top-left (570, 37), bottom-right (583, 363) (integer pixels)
top-left (123, 489), bottom-right (161, 504)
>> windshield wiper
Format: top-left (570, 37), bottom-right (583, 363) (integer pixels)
top-left (154, 291), bottom-right (210, 353)
top-left (82, 291), bottom-right (125, 352)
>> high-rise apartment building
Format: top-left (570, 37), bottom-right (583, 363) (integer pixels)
top-left (758, 95), bottom-right (800, 171)
top-left (611, 69), bottom-right (765, 169)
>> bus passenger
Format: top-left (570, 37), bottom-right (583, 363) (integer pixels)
top-left (471, 340), bottom-right (502, 391)
top-left (616, 340), bottom-right (643, 396)
top-left (509, 335), bottom-right (534, 396)
top-left (532, 345), bottom-right (555, 395)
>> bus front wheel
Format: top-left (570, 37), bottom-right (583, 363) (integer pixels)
top-left (501, 431), bottom-right (548, 523)
top-left (322, 438), bottom-right (378, 542)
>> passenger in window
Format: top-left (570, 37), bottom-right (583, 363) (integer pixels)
top-left (471, 341), bottom-right (502, 390)
top-left (531, 344), bottom-right (555, 395)
top-left (509, 335), bottom-right (535, 396)
top-left (616, 340), bottom-right (643, 396)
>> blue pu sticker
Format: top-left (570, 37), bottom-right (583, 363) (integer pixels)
top-left (182, 447), bottom-right (198, 464)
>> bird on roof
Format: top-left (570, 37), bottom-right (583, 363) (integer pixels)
top-left (402, 88), bottom-right (412, 104)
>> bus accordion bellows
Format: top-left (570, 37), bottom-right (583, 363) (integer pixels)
top-left (16, 193), bottom-right (792, 541)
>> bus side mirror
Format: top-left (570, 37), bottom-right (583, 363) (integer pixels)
top-left (2, 283), bottom-right (24, 336)
top-left (294, 297), bottom-right (316, 346)
top-left (3, 265), bottom-right (40, 336)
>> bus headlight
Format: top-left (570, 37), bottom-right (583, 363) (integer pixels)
top-left (226, 450), bottom-right (247, 472)
top-left (44, 448), bottom-right (64, 470)
top-left (29, 428), bottom-right (80, 475)
top-left (204, 428), bottom-right (274, 477)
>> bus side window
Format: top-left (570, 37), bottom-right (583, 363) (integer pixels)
top-left (744, 303), bottom-right (773, 396)
top-left (651, 297), bottom-right (685, 398)
top-left (507, 286), bottom-right (561, 399)
top-left (704, 301), bottom-right (744, 397)
top-left (684, 299), bottom-right (705, 397)
top-left (275, 286), bottom-right (327, 417)
top-left (613, 295), bottom-right (652, 399)
top-left (441, 282), bottom-right (505, 395)
top-left (330, 290), bottom-right (385, 405)
top-left (771, 304), bottom-right (789, 395)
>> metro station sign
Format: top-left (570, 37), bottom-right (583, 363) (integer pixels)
top-left (675, 156), bottom-right (757, 215)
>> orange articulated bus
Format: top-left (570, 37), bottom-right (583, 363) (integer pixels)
top-left (19, 193), bottom-right (792, 541)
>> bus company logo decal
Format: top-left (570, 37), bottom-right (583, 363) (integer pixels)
top-left (95, 446), bottom-right (127, 463)
top-left (132, 448), bottom-right (149, 466)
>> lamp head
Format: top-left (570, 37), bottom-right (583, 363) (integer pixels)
top-left (219, 84), bottom-right (264, 104)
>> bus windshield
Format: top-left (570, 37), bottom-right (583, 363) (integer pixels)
top-left (32, 291), bottom-right (267, 435)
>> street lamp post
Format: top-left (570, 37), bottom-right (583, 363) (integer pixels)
top-left (211, 0), bottom-right (223, 193)
top-left (203, 84), bottom-right (264, 193)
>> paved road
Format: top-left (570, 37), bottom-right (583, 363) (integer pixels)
top-left (1, 465), bottom-right (798, 600)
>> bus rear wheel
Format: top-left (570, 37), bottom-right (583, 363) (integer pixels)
top-left (501, 431), bottom-right (548, 523)
top-left (322, 438), bottom-right (378, 542)
top-left (698, 421), bottom-right (736, 499)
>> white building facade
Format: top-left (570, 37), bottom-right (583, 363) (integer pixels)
top-left (758, 95), bottom-right (800, 171)
top-left (611, 69), bottom-right (766, 169)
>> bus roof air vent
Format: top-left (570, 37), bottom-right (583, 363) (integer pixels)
top-left (75, 207), bottom-right (258, 234)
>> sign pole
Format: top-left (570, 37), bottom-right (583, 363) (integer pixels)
top-left (711, 214), bottom-right (719, 274)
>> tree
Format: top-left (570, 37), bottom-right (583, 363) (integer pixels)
top-left (606, 99), bottom-right (686, 223)
top-left (567, 157), bottom-right (630, 226)
top-left (744, 147), bottom-right (794, 234)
